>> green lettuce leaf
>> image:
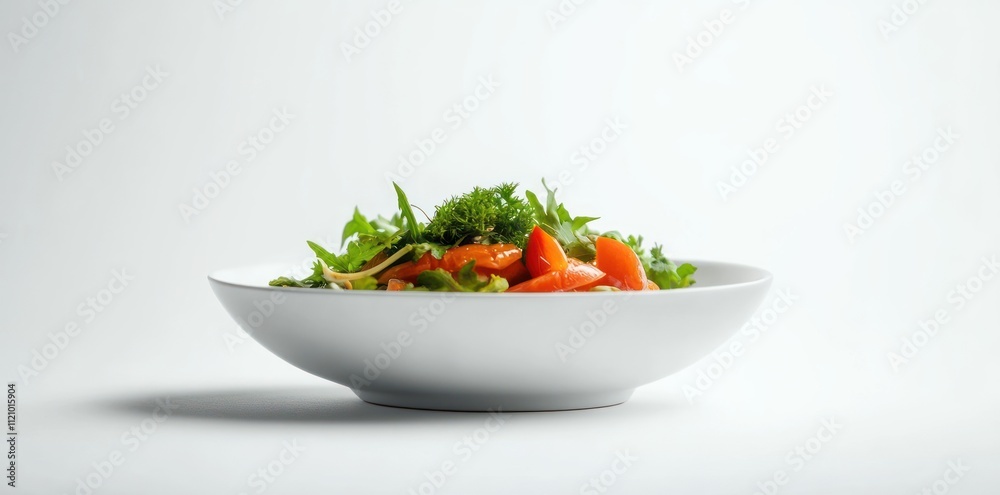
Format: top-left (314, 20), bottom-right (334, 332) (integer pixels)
top-left (416, 261), bottom-right (509, 292)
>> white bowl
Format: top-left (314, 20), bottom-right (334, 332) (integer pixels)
top-left (208, 260), bottom-right (771, 412)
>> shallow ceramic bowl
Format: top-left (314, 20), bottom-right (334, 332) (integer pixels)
top-left (209, 260), bottom-right (771, 411)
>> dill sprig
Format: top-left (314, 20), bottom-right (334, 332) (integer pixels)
top-left (424, 183), bottom-right (534, 248)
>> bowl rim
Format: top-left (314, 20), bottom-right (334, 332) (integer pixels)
top-left (208, 259), bottom-right (772, 298)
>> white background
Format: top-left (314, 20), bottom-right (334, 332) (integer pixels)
top-left (2, 0), bottom-right (999, 493)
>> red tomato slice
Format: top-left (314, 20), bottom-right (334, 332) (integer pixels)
top-left (438, 244), bottom-right (522, 272)
top-left (593, 236), bottom-right (648, 291)
top-left (524, 225), bottom-right (568, 278)
top-left (480, 260), bottom-right (532, 286)
top-left (377, 244), bottom-right (523, 285)
top-left (377, 255), bottom-right (434, 285)
top-left (507, 259), bottom-right (605, 293)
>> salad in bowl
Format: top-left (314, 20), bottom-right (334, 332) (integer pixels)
top-left (269, 181), bottom-right (697, 293)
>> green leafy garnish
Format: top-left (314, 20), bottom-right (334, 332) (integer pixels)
top-left (424, 183), bottom-right (534, 248)
top-left (267, 274), bottom-right (325, 288)
top-left (341, 207), bottom-right (376, 247)
top-left (394, 182), bottom-right (424, 242)
top-left (350, 276), bottom-right (380, 290)
top-left (524, 180), bottom-right (600, 261)
top-left (268, 238), bottom-right (387, 289)
top-left (308, 239), bottom-right (386, 274)
top-left (410, 242), bottom-right (450, 261)
top-left (270, 189), bottom-right (416, 288)
top-left (618, 235), bottom-right (697, 289)
top-left (341, 208), bottom-right (408, 248)
top-left (416, 261), bottom-right (509, 292)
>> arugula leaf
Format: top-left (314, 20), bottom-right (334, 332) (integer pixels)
top-left (648, 245), bottom-right (697, 289)
top-left (306, 239), bottom-right (383, 273)
top-left (274, 187), bottom-right (421, 288)
top-left (268, 260), bottom-right (329, 288)
top-left (268, 276), bottom-right (309, 288)
top-left (341, 208), bottom-right (376, 247)
top-left (523, 189), bottom-right (544, 218)
top-left (370, 214), bottom-right (404, 236)
top-left (674, 262), bottom-right (698, 288)
top-left (410, 242), bottom-right (450, 261)
top-left (393, 182), bottom-right (423, 241)
top-left (344, 242), bottom-right (388, 273)
top-left (416, 261), bottom-right (509, 292)
top-left (424, 183), bottom-right (534, 248)
top-left (342, 206), bottom-right (407, 252)
top-left (415, 270), bottom-right (465, 291)
top-left (525, 180), bottom-right (600, 261)
top-left (572, 216), bottom-right (600, 231)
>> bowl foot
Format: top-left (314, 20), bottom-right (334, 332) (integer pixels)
top-left (353, 389), bottom-right (635, 412)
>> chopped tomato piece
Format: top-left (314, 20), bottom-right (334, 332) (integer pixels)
top-left (377, 244), bottom-right (522, 284)
top-left (593, 236), bottom-right (648, 291)
top-left (386, 279), bottom-right (408, 291)
top-left (524, 225), bottom-right (568, 277)
top-left (507, 259), bottom-right (605, 293)
top-left (377, 255), bottom-right (434, 284)
top-left (437, 244), bottom-right (522, 272)
top-left (481, 260), bottom-right (532, 286)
